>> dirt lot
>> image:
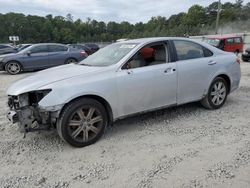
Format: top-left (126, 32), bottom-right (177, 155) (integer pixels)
top-left (0, 62), bottom-right (250, 188)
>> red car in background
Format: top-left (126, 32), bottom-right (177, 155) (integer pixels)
top-left (203, 36), bottom-right (243, 54)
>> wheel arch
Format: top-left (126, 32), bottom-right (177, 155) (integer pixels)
top-left (4, 60), bottom-right (23, 71)
top-left (65, 57), bottom-right (78, 63)
top-left (208, 74), bottom-right (231, 95)
top-left (59, 94), bottom-right (114, 125)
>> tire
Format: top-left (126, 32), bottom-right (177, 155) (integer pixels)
top-left (57, 98), bottom-right (107, 147)
top-left (201, 77), bottom-right (228, 110)
top-left (5, 61), bottom-right (22, 75)
top-left (65, 58), bottom-right (77, 64)
top-left (242, 57), bottom-right (249, 62)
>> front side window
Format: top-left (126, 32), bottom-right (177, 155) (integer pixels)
top-left (174, 40), bottom-right (204, 60)
top-left (49, 45), bottom-right (68, 52)
top-left (226, 38), bottom-right (234, 44)
top-left (123, 44), bottom-right (168, 69)
top-left (30, 45), bottom-right (48, 53)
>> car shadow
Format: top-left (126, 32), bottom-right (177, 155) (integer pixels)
top-left (104, 102), bottom-right (203, 138)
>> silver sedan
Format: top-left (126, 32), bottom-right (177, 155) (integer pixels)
top-left (6, 37), bottom-right (241, 147)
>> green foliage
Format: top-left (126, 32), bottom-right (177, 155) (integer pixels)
top-left (0, 1), bottom-right (250, 43)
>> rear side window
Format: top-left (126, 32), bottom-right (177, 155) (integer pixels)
top-left (49, 45), bottom-right (68, 52)
top-left (234, 37), bottom-right (242, 44)
top-left (173, 40), bottom-right (204, 60)
top-left (30, 45), bottom-right (48, 53)
top-left (203, 47), bottom-right (213, 57)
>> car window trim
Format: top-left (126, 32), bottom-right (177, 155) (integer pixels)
top-left (172, 39), bottom-right (213, 62)
top-left (48, 44), bottom-right (68, 52)
top-left (120, 41), bottom-right (172, 71)
top-left (30, 45), bottom-right (49, 54)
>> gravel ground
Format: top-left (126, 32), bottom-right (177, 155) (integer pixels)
top-left (0, 62), bottom-right (250, 188)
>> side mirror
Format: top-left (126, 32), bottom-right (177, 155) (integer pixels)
top-left (26, 51), bottom-right (31, 56)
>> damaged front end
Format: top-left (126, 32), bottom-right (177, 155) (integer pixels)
top-left (7, 89), bottom-right (58, 134)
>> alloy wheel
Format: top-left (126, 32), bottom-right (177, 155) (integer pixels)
top-left (7, 62), bottom-right (21, 74)
top-left (67, 106), bottom-right (103, 143)
top-left (66, 59), bottom-right (77, 64)
top-left (210, 81), bottom-right (227, 106)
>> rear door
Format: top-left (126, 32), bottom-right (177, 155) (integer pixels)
top-left (172, 40), bottom-right (216, 104)
top-left (21, 45), bottom-right (49, 70)
top-left (48, 44), bottom-right (69, 67)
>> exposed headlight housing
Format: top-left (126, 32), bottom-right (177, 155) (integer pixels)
top-left (8, 89), bottom-right (52, 110)
top-left (28, 89), bottom-right (52, 106)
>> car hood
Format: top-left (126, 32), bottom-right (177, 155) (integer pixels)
top-left (0, 53), bottom-right (18, 58)
top-left (7, 64), bottom-right (105, 95)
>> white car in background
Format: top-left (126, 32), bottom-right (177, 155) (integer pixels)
top-left (6, 37), bottom-right (241, 147)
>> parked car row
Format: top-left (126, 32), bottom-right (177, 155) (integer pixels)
top-left (0, 44), bottom-right (17, 55)
top-left (0, 43), bottom-right (89, 74)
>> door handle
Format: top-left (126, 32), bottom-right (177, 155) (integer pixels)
top-left (126, 70), bottom-right (133, 75)
top-left (164, 68), bottom-right (176, 73)
top-left (208, 60), bottom-right (217, 65)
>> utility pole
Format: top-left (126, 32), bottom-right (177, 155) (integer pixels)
top-left (215, 0), bottom-right (221, 34)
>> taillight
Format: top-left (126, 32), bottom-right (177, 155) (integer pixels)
top-left (236, 57), bottom-right (240, 64)
top-left (80, 51), bottom-right (88, 57)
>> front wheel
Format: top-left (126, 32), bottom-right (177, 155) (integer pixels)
top-left (57, 98), bottom-right (107, 147)
top-left (5, 61), bottom-right (22, 75)
top-left (201, 77), bottom-right (228, 109)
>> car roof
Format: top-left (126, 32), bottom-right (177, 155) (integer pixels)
top-left (205, 35), bottom-right (242, 39)
top-left (118, 37), bottom-right (202, 44)
top-left (32, 43), bottom-right (66, 46)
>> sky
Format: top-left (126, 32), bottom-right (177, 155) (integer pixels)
top-left (0, 0), bottom-right (249, 23)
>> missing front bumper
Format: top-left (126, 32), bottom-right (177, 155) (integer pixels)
top-left (7, 107), bottom-right (54, 133)
top-left (7, 110), bottom-right (18, 124)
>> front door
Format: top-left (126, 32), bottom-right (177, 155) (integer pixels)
top-left (21, 45), bottom-right (49, 70)
top-left (116, 42), bottom-right (177, 117)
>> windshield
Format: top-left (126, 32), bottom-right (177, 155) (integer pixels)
top-left (18, 45), bottom-right (34, 53)
top-left (79, 43), bottom-right (138, 66)
top-left (203, 38), bottom-right (221, 47)
top-left (17, 45), bottom-right (31, 52)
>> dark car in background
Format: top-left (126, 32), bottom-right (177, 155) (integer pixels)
top-left (242, 48), bottom-right (250, 62)
top-left (0, 44), bottom-right (17, 55)
top-left (0, 43), bottom-right (88, 74)
top-left (84, 43), bottom-right (100, 53)
top-left (68, 44), bottom-right (92, 55)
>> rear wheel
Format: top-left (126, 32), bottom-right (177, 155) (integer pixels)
top-left (5, 61), bottom-right (22, 75)
top-left (57, 98), bottom-right (107, 147)
top-left (201, 77), bottom-right (228, 109)
top-left (242, 57), bottom-right (249, 62)
top-left (65, 58), bottom-right (77, 64)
